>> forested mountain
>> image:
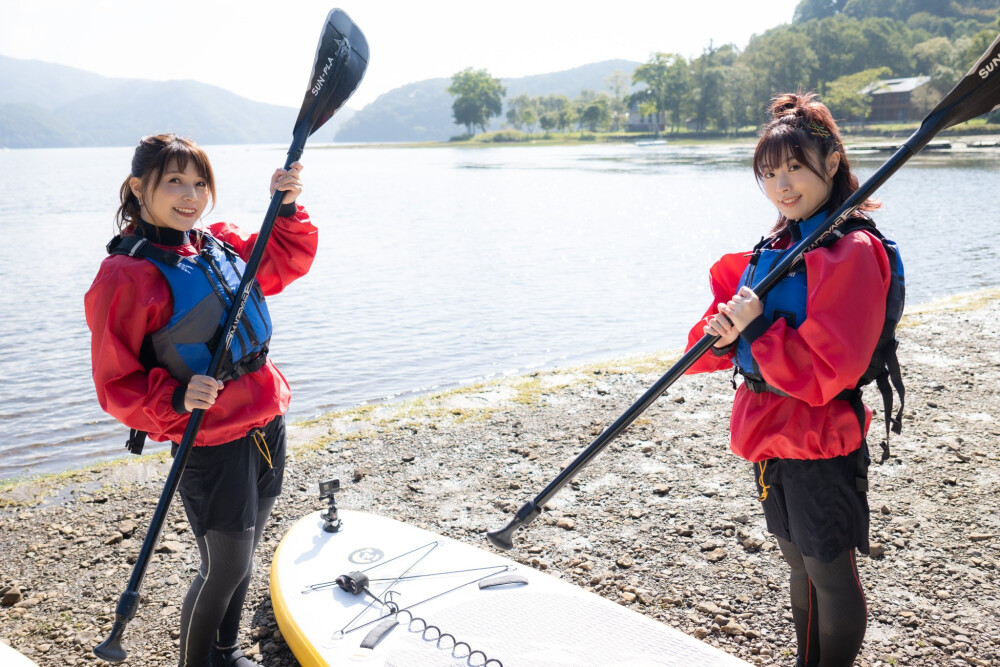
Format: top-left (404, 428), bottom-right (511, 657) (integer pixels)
top-left (335, 60), bottom-right (640, 143)
top-left (0, 55), bottom-right (358, 148)
top-left (622, 0), bottom-right (999, 133)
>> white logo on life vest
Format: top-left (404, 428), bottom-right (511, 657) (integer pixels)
top-left (349, 548), bottom-right (384, 565)
top-left (311, 56), bottom-right (336, 96)
top-left (978, 50), bottom-right (1000, 79)
top-left (225, 284), bottom-right (253, 348)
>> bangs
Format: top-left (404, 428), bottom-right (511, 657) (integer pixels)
top-left (149, 140), bottom-right (214, 187)
top-left (752, 125), bottom-right (823, 183)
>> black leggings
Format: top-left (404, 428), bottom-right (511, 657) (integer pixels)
top-left (777, 537), bottom-right (867, 667)
top-left (178, 497), bottom-right (275, 667)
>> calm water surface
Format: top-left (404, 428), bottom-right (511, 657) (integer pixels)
top-left (1, 142), bottom-right (998, 479)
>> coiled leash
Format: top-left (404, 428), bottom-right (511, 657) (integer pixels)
top-left (304, 541), bottom-right (526, 666)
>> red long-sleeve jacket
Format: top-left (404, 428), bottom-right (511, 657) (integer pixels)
top-left (684, 227), bottom-right (891, 462)
top-left (85, 207), bottom-right (318, 447)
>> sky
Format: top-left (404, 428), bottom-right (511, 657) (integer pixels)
top-left (2, 0), bottom-right (802, 110)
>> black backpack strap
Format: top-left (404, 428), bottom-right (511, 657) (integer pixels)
top-left (125, 429), bottom-right (147, 455)
top-left (885, 340), bottom-right (905, 436)
top-left (836, 387), bottom-right (871, 491)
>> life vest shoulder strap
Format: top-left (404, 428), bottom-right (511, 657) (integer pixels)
top-left (106, 235), bottom-right (184, 267)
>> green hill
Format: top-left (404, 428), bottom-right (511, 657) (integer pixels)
top-left (336, 59), bottom-right (641, 143)
top-left (0, 55), bottom-right (340, 148)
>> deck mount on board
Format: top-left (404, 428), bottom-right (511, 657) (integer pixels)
top-left (319, 479), bottom-right (342, 533)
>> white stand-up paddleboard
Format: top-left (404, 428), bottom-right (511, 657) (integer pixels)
top-left (0, 641), bottom-right (40, 666)
top-left (271, 509), bottom-right (750, 666)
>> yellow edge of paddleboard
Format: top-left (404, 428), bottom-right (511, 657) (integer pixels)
top-left (270, 515), bottom-right (327, 667)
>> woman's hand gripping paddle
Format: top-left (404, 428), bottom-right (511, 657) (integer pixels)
top-left (93, 9), bottom-right (368, 663)
top-left (487, 31), bottom-right (1000, 552)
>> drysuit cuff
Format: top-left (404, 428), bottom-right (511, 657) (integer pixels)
top-left (740, 314), bottom-right (772, 345)
top-left (711, 341), bottom-right (735, 356)
top-left (172, 386), bottom-right (190, 414)
top-left (277, 201), bottom-right (298, 217)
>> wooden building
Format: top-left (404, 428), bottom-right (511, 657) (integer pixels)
top-left (861, 76), bottom-right (932, 123)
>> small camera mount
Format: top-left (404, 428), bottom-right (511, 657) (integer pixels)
top-left (319, 479), bottom-right (342, 533)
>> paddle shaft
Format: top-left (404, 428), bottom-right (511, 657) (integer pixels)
top-left (488, 104), bottom-right (955, 551)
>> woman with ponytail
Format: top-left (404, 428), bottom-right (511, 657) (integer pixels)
top-left (683, 93), bottom-right (892, 666)
top-left (85, 134), bottom-right (317, 666)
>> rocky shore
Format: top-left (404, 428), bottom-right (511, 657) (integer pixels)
top-left (1, 289), bottom-right (998, 667)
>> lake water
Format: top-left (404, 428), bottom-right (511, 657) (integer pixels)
top-left (1, 141), bottom-right (998, 480)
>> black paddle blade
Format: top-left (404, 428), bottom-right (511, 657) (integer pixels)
top-left (294, 8), bottom-right (370, 138)
top-left (930, 31), bottom-right (1000, 129)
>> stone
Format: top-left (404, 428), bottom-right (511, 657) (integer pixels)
top-left (1, 586), bottom-right (22, 607)
top-left (155, 541), bottom-right (184, 554)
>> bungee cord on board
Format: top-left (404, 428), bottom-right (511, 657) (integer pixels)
top-left (303, 540), bottom-right (521, 666)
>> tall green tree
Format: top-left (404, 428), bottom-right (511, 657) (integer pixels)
top-left (576, 91), bottom-right (612, 131)
top-left (447, 68), bottom-right (505, 135)
top-left (804, 15), bottom-right (869, 92)
top-left (744, 29), bottom-right (819, 102)
top-left (604, 70), bottom-right (631, 131)
top-left (506, 94), bottom-right (539, 132)
top-left (691, 43), bottom-right (727, 131)
top-left (633, 52), bottom-right (691, 133)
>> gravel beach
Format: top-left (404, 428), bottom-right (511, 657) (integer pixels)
top-left (1, 288), bottom-right (998, 667)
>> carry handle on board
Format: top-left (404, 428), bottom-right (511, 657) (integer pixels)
top-left (93, 9), bottom-right (368, 663)
top-left (487, 32), bottom-right (1000, 552)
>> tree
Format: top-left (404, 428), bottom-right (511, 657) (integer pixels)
top-left (633, 52), bottom-right (691, 133)
top-left (912, 36), bottom-right (957, 73)
top-left (804, 15), bottom-right (869, 92)
top-left (506, 94), bottom-right (539, 133)
top-left (858, 17), bottom-right (915, 76)
top-left (793, 0), bottom-right (849, 23)
top-left (962, 29), bottom-right (998, 71)
top-left (447, 68), bottom-right (505, 135)
top-left (604, 70), bottom-right (631, 131)
top-left (691, 43), bottom-right (726, 131)
top-left (578, 93), bottom-right (612, 132)
top-left (744, 29), bottom-right (819, 99)
top-left (825, 66), bottom-right (893, 122)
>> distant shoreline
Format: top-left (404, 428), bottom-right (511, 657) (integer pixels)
top-left (317, 125), bottom-right (1000, 150)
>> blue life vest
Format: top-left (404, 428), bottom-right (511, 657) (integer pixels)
top-left (734, 210), bottom-right (829, 380)
top-left (107, 232), bottom-right (272, 384)
top-left (730, 211), bottom-right (906, 469)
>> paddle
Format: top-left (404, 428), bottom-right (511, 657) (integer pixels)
top-left (93, 9), bottom-right (368, 663)
top-left (487, 32), bottom-right (1000, 552)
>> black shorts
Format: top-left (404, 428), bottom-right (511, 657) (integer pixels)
top-left (173, 415), bottom-right (286, 537)
top-left (752, 451), bottom-right (869, 563)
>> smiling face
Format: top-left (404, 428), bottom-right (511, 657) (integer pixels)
top-left (131, 160), bottom-right (211, 232)
top-left (760, 148), bottom-right (840, 222)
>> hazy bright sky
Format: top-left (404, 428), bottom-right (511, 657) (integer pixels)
top-left (2, 0), bottom-right (801, 109)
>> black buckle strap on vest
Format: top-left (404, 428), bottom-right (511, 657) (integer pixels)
top-left (107, 235), bottom-right (184, 267)
top-left (125, 429), bottom-right (148, 455)
top-left (739, 374), bottom-right (791, 398)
